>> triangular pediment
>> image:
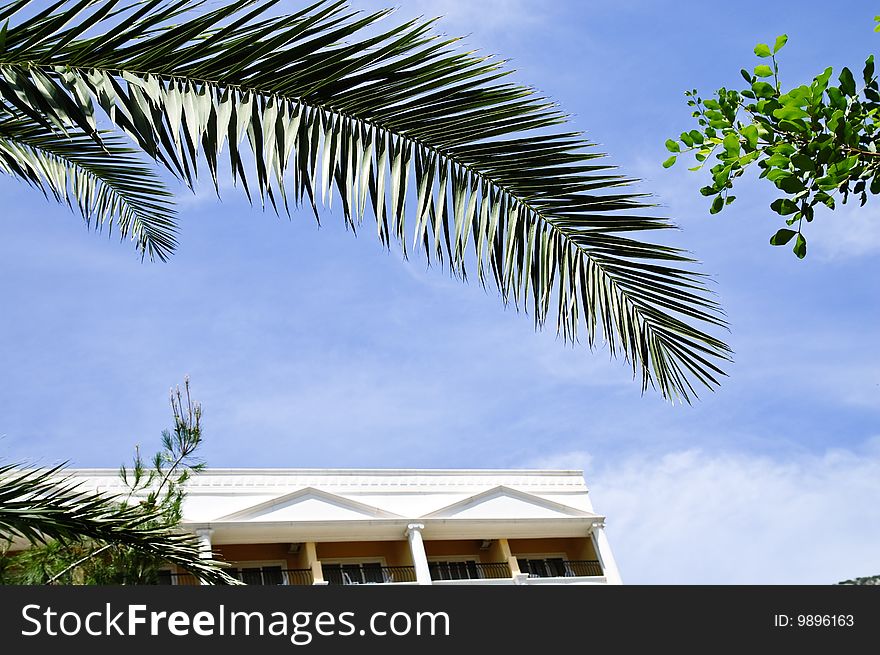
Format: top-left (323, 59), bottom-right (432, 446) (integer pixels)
top-left (422, 486), bottom-right (596, 520)
top-left (216, 488), bottom-right (401, 522)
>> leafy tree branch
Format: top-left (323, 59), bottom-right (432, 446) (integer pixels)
top-left (666, 22), bottom-right (880, 259)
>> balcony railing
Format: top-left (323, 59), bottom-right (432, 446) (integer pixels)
top-left (429, 561), bottom-right (512, 581)
top-left (155, 560), bottom-right (602, 584)
top-left (281, 569), bottom-right (315, 586)
top-left (323, 564), bottom-right (416, 585)
top-left (563, 560), bottom-right (604, 577)
top-left (518, 558), bottom-right (603, 578)
top-left (156, 568), bottom-right (313, 586)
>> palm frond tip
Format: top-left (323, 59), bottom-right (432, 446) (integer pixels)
top-left (0, 116), bottom-right (178, 260)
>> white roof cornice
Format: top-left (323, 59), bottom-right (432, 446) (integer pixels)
top-left (65, 468), bottom-right (591, 494)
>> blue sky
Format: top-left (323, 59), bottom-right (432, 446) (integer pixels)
top-left (1, 0), bottom-right (878, 584)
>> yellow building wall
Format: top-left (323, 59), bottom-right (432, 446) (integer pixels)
top-left (214, 543), bottom-right (301, 569)
top-left (423, 539), bottom-right (512, 565)
top-left (316, 541), bottom-right (412, 566)
top-left (508, 537), bottom-right (596, 560)
top-left (424, 540), bottom-right (482, 559)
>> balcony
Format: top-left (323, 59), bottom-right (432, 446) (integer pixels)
top-left (323, 564), bottom-right (417, 585)
top-left (518, 558), bottom-right (604, 579)
top-left (429, 561), bottom-right (512, 582)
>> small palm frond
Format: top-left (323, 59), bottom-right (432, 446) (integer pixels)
top-left (0, 0), bottom-right (732, 401)
top-left (0, 463), bottom-right (237, 584)
top-left (0, 115), bottom-right (177, 260)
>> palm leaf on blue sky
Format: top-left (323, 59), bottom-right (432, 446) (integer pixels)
top-left (0, 0), bottom-right (731, 401)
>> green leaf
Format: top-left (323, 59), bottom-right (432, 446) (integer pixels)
top-left (777, 175), bottom-right (805, 194)
top-left (793, 233), bottom-right (807, 259)
top-left (830, 156), bottom-right (859, 175)
top-left (741, 124), bottom-right (759, 151)
top-left (754, 65), bottom-right (774, 78)
top-left (752, 81), bottom-right (776, 99)
top-left (780, 86), bottom-right (812, 107)
top-left (0, 21), bottom-right (7, 52)
top-left (680, 132), bottom-right (694, 147)
top-left (864, 55), bottom-right (875, 84)
top-left (754, 43), bottom-right (772, 58)
top-left (662, 155), bottom-right (677, 169)
top-left (826, 86), bottom-right (847, 110)
top-left (713, 165), bottom-right (731, 187)
top-left (777, 120), bottom-right (807, 134)
top-left (710, 196), bottom-right (725, 214)
top-left (689, 130), bottom-right (705, 145)
top-left (816, 176), bottom-right (839, 191)
top-left (815, 192), bottom-right (835, 209)
top-left (839, 67), bottom-right (856, 96)
top-left (739, 151), bottom-right (760, 166)
top-left (773, 143), bottom-right (797, 156)
top-left (723, 132), bottom-right (740, 157)
top-left (772, 106), bottom-right (810, 121)
top-left (770, 198), bottom-right (799, 215)
top-left (773, 35), bottom-right (788, 53)
top-left (814, 67), bottom-right (833, 93)
top-left (789, 153), bottom-right (814, 172)
top-left (665, 138), bottom-right (681, 153)
top-left (766, 167), bottom-right (790, 181)
top-left (770, 228), bottom-right (797, 245)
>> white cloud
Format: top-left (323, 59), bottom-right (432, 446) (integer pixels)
top-left (529, 443), bottom-right (880, 584)
top-left (806, 203), bottom-right (880, 261)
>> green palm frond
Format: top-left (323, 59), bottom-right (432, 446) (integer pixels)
top-left (0, 115), bottom-right (177, 260)
top-left (0, 463), bottom-right (237, 584)
top-left (0, 0), bottom-right (732, 401)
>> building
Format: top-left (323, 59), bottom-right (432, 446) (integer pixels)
top-left (71, 468), bottom-right (622, 586)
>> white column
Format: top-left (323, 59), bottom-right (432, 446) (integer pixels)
top-left (591, 521), bottom-right (623, 585)
top-left (405, 523), bottom-right (433, 585)
top-left (195, 528), bottom-right (214, 585)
